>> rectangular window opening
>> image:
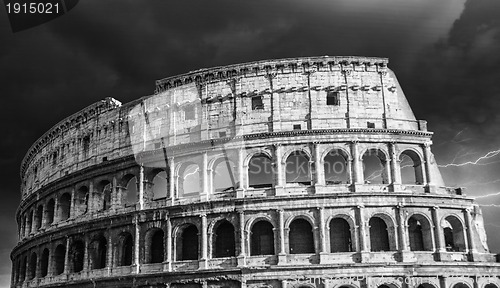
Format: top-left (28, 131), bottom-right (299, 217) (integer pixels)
top-left (219, 131), bottom-right (227, 138)
top-left (252, 96), bottom-right (264, 110)
top-left (293, 124), bottom-right (301, 130)
top-left (367, 122), bottom-right (375, 128)
top-left (327, 91), bottom-right (340, 106)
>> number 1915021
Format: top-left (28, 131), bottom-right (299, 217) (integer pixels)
top-left (6, 2), bottom-right (60, 14)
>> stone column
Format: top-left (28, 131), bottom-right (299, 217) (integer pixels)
top-left (277, 209), bottom-right (287, 264)
top-left (431, 206), bottom-right (445, 253)
top-left (138, 165), bottom-right (144, 210)
top-left (107, 235), bottom-right (113, 270)
top-left (318, 207), bottom-right (328, 263)
top-left (63, 237), bottom-right (70, 274)
top-left (165, 216), bottom-right (172, 271)
top-left (389, 143), bottom-right (401, 185)
top-left (274, 145), bottom-right (285, 195)
top-left (423, 142), bottom-right (435, 192)
top-left (111, 176), bottom-right (118, 211)
top-left (237, 210), bottom-right (246, 266)
top-left (88, 181), bottom-right (94, 213)
top-left (397, 205), bottom-right (414, 262)
top-left (134, 214), bottom-right (140, 273)
top-left (201, 153), bottom-right (209, 201)
top-left (351, 142), bottom-right (363, 186)
top-left (463, 208), bottom-right (476, 258)
top-left (356, 205), bottom-right (369, 261)
top-left (314, 144), bottom-right (325, 187)
top-left (53, 195), bottom-right (59, 224)
top-left (169, 157), bottom-right (176, 204)
top-left (236, 148), bottom-right (246, 198)
top-left (200, 213), bottom-right (208, 269)
top-left (83, 237), bottom-right (89, 272)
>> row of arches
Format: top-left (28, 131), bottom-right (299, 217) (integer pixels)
top-left (20, 146), bottom-right (427, 240)
top-left (14, 210), bottom-right (469, 283)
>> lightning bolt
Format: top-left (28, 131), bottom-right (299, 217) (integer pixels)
top-left (438, 149), bottom-right (500, 168)
top-left (183, 167), bottom-right (200, 180)
top-left (474, 191), bottom-right (500, 200)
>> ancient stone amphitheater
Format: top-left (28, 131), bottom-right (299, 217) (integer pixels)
top-left (11, 56), bottom-right (500, 288)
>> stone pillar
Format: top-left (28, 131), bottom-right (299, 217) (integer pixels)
top-left (236, 148), bottom-right (246, 198)
top-left (169, 158), bottom-right (176, 204)
top-left (277, 209), bottom-right (287, 264)
top-left (53, 195), bottom-right (59, 224)
top-left (83, 237), bottom-right (89, 272)
top-left (111, 176), bottom-right (118, 211)
top-left (199, 213), bottom-right (208, 269)
top-left (237, 210), bottom-right (246, 266)
top-left (356, 205), bottom-right (369, 262)
top-left (63, 237), bottom-right (70, 274)
top-left (389, 143), bottom-right (401, 186)
top-left (107, 235), bottom-right (113, 270)
top-left (431, 206), bottom-right (445, 253)
top-left (314, 144), bottom-right (325, 187)
top-left (201, 153), bottom-right (209, 201)
top-left (318, 207), bottom-right (328, 263)
top-left (423, 142), bottom-right (435, 192)
top-left (134, 214), bottom-right (140, 273)
top-left (88, 181), bottom-right (94, 213)
top-left (351, 141), bottom-right (363, 187)
top-left (464, 208), bottom-right (477, 259)
top-left (165, 216), bottom-right (172, 271)
top-left (397, 205), bottom-right (414, 262)
top-left (274, 145), bottom-right (285, 195)
top-left (138, 165), bottom-right (144, 210)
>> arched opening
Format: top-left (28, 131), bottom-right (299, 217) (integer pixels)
top-left (289, 218), bottom-right (314, 254)
top-left (400, 150), bottom-right (424, 184)
top-left (40, 248), bottom-right (49, 277)
top-left (148, 229), bottom-right (164, 263)
top-left (213, 158), bottom-right (237, 192)
top-left (117, 232), bottom-right (133, 266)
top-left (59, 193), bottom-right (71, 221)
top-left (484, 284), bottom-right (498, 288)
top-left (28, 252), bottom-right (37, 280)
top-left (76, 186), bottom-right (89, 215)
top-left (70, 240), bottom-right (85, 273)
top-left (90, 235), bottom-right (107, 269)
top-left (329, 218), bottom-right (352, 252)
top-left (452, 284), bottom-right (470, 288)
top-left (248, 154), bottom-right (273, 188)
top-left (45, 199), bottom-right (55, 225)
top-left (54, 244), bottom-right (65, 275)
top-left (443, 216), bottom-right (466, 252)
top-left (408, 215), bottom-right (433, 251)
top-left (177, 224), bottom-right (199, 260)
top-left (35, 205), bottom-right (43, 230)
top-left (125, 176), bottom-right (138, 205)
top-left (250, 220), bottom-right (275, 255)
top-left (369, 217), bottom-right (390, 251)
top-left (362, 149), bottom-right (388, 184)
top-left (417, 284), bottom-right (437, 288)
top-left (152, 170), bottom-right (169, 199)
top-left (179, 163), bottom-right (201, 198)
top-left (324, 149), bottom-right (349, 184)
top-left (214, 221), bottom-right (236, 258)
top-left (96, 180), bottom-right (112, 211)
top-left (286, 151), bottom-right (311, 185)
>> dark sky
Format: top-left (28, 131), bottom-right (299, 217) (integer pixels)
top-left (1, 0), bottom-right (500, 286)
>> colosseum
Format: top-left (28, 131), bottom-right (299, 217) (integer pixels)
top-left (10, 56), bottom-right (500, 288)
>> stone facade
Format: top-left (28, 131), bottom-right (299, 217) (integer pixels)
top-left (10, 56), bottom-right (500, 288)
